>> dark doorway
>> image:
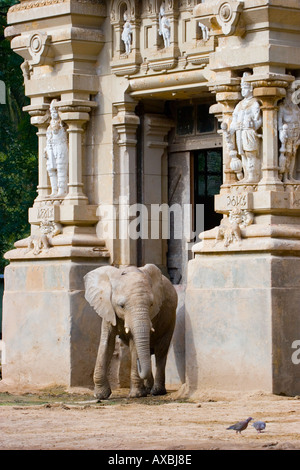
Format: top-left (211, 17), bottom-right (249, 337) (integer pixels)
top-left (193, 148), bottom-right (223, 232)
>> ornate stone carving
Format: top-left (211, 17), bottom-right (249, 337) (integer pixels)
top-left (227, 73), bottom-right (263, 183)
top-left (44, 100), bottom-right (69, 198)
top-left (159, 2), bottom-right (171, 48)
top-left (20, 60), bottom-right (32, 81)
top-left (27, 31), bottom-right (53, 66)
top-left (213, 0), bottom-right (244, 36)
top-left (27, 220), bottom-right (62, 255)
top-left (215, 208), bottom-right (254, 247)
top-left (278, 85), bottom-right (300, 183)
top-left (292, 80), bottom-right (300, 105)
top-left (121, 12), bottom-right (133, 55)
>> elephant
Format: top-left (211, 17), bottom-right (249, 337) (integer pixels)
top-left (84, 264), bottom-right (178, 399)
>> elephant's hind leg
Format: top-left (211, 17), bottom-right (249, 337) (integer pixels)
top-left (151, 353), bottom-right (167, 396)
top-left (151, 327), bottom-right (175, 396)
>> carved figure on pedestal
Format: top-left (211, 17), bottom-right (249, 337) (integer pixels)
top-left (159, 3), bottom-right (171, 48)
top-left (121, 13), bottom-right (132, 55)
top-left (44, 100), bottom-right (68, 197)
top-left (84, 264), bottom-right (177, 400)
top-left (27, 220), bottom-right (62, 255)
top-left (278, 86), bottom-right (300, 183)
top-left (229, 73), bottom-right (262, 183)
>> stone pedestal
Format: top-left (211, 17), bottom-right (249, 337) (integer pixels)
top-left (185, 252), bottom-right (300, 396)
top-left (2, 222), bottom-right (110, 388)
top-left (2, 259), bottom-right (106, 388)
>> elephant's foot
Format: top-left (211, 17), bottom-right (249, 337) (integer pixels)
top-left (128, 386), bottom-right (148, 398)
top-left (145, 375), bottom-right (154, 395)
top-left (94, 384), bottom-right (112, 400)
top-left (150, 384), bottom-right (167, 396)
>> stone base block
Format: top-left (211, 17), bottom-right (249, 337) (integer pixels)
top-left (2, 260), bottom-right (105, 389)
top-left (185, 253), bottom-right (300, 397)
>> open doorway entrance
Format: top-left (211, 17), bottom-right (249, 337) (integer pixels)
top-left (167, 99), bottom-right (223, 284)
top-left (193, 148), bottom-right (223, 232)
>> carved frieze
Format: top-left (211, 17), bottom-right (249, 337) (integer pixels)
top-left (10, 0), bottom-right (106, 12)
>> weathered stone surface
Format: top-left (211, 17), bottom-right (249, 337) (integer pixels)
top-left (3, 0), bottom-right (300, 395)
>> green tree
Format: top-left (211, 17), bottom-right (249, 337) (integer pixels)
top-left (0, 0), bottom-right (38, 272)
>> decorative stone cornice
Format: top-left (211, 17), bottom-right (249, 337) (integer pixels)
top-left (9, 0), bottom-right (105, 12)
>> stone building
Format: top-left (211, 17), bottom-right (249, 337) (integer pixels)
top-left (2, 0), bottom-right (300, 396)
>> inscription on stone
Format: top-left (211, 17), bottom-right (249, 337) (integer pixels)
top-left (37, 206), bottom-right (54, 220)
top-left (227, 194), bottom-right (247, 209)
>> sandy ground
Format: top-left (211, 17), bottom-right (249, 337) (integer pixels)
top-left (0, 382), bottom-right (300, 452)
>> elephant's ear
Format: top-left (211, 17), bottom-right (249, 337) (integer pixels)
top-left (84, 266), bottom-right (118, 326)
top-left (140, 264), bottom-right (164, 318)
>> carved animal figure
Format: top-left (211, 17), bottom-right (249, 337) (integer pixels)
top-left (84, 264), bottom-right (177, 400)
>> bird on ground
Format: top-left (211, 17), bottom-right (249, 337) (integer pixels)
top-left (252, 421), bottom-right (266, 433)
top-left (226, 417), bottom-right (253, 434)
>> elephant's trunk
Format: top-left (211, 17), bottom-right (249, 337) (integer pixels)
top-left (131, 313), bottom-right (151, 380)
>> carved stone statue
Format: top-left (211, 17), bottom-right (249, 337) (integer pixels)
top-left (215, 208), bottom-right (254, 247)
top-left (121, 13), bottom-right (132, 55)
top-left (44, 99), bottom-right (68, 197)
top-left (159, 4), bottom-right (171, 48)
top-left (278, 86), bottom-right (300, 183)
top-left (229, 73), bottom-right (262, 183)
top-left (199, 22), bottom-right (210, 42)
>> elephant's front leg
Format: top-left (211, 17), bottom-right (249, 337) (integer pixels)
top-left (128, 339), bottom-right (148, 398)
top-left (93, 320), bottom-right (117, 400)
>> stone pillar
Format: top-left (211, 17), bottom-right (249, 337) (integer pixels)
top-left (185, 72), bottom-right (300, 398)
top-left (2, 0), bottom-right (109, 389)
top-left (112, 100), bottom-right (140, 267)
top-left (36, 125), bottom-right (50, 200)
top-left (23, 101), bottom-right (51, 201)
top-left (61, 107), bottom-right (91, 205)
top-left (253, 80), bottom-right (287, 190)
top-left (142, 114), bottom-right (173, 270)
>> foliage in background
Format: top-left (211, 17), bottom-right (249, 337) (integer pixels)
top-left (0, 0), bottom-right (38, 272)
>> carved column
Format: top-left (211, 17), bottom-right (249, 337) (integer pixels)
top-left (59, 104), bottom-right (94, 205)
top-left (112, 100), bottom-right (140, 266)
top-left (142, 113), bottom-right (173, 269)
top-left (24, 101), bottom-right (51, 201)
top-left (252, 80), bottom-right (288, 190)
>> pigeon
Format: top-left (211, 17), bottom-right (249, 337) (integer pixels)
top-left (226, 417), bottom-right (253, 434)
top-left (252, 421), bottom-right (266, 433)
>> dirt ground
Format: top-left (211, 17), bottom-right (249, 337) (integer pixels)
top-left (0, 382), bottom-right (300, 452)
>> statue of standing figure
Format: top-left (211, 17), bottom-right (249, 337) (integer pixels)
top-left (228, 72), bottom-right (262, 183)
top-left (121, 13), bottom-right (132, 55)
top-left (44, 99), bottom-right (68, 197)
top-left (159, 3), bottom-right (171, 48)
top-left (278, 85), bottom-right (300, 183)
